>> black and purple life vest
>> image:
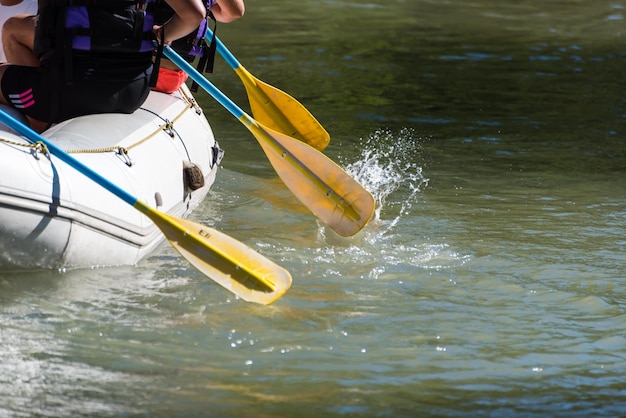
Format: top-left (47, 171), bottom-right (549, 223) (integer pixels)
top-left (34, 0), bottom-right (156, 61)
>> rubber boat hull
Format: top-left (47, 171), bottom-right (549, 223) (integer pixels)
top-left (0, 86), bottom-right (222, 270)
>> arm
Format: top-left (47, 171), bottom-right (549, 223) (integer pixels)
top-left (210, 0), bottom-right (244, 23)
top-left (157, 0), bottom-right (206, 44)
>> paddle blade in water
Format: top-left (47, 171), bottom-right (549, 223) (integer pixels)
top-left (247, 120), bottom-right (375, 237)
top-left (140, 205), bottom-right (292, 305)
top-left (237, 67), bottom-right (331, 152)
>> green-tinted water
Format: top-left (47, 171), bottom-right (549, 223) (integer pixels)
top-left (1, 0), bottom-right (625, 416)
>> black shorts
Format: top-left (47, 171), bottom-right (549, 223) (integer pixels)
top-left (1, 64), bottom-right (152, 124)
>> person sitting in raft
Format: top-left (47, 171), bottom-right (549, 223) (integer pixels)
top-left (0, 0), bottom-right (206, 133)
top-left (152, 0), bottom-right (245, 94)
top-left (0, 0), bottom-right (37, 62)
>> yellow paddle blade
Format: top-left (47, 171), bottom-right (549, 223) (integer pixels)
top-left (244, 118), bottom-right (375, 237)
top-left (237, 67), bottom-right (331, 152)
top-left (136, 202), bottom-right (292, 305)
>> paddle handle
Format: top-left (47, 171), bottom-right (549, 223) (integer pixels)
top-left (0, 110), bottom-right (138, 207)
top-left (205, 27), bottom-right (239, 69)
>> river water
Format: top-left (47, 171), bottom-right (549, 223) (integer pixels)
top-left (1, 0), bottom-right (625, 416)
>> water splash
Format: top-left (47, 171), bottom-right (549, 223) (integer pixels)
top-left (339, 127), bottom-right (429, 237)
top-left (300, 128), bottom-right (470, 280)
top-left (212, 128), bottom-right (468, 282)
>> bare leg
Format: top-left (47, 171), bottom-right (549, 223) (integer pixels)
top-left (24, 116), bottom-right (48, 132)
top-left (2, 14), bottom-right (38, 66)
top-left (0, 16), bottom-right (48, 132)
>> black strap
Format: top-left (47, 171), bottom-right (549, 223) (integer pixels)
top-left (202, 10), bottom-right (217, 74)
top-left (150, 26), bottom-right (164, 88)
top-left (190, 11), bottom-right (216, 92)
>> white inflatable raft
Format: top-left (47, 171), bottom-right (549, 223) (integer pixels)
top-left (0, 86), bottom-right (223, 270)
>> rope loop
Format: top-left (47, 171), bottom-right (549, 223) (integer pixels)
top-left (163, 119), bottom-right (175, 137)
top-left (34, 141), bottom-right (49, 157)
top-left (116, 146), bottom-right (133, 166)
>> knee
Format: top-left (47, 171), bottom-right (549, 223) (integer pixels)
top-left (2, 16), bottom-right (19, 39)
top-left (2, 15), bottom-right (34, 44)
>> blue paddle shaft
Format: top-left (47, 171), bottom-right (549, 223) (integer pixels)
top-left (163, 46), bottom-right (245, 119)
top-left (205, 27), bottom-right (239, 69)
top-left (0, 110), bottom-right (138, 207)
